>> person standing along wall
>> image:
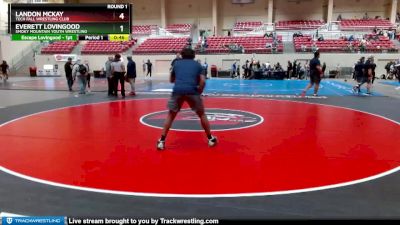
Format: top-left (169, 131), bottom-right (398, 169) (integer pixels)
top-left (111, 54), bottom-right (126, 98)
top-left (146, 59), bottom-right (153, 78)
top-left (231, 62), bottom-right (237, 78)
top-left (72, 59), bottom-right (89, 95)
top-left (243, 60), bottom-right (250, 79)
top-left (105, 56), bottom-right (114, 96)
top-left (369, 57), bottom-right (376, 84)
top-left (0, 60), bottom-right (10, 81)
top-left (84, 60), bottom-right (91, 92)
top-left (202, 60), bottom-right (209, 78)
top-left (126, 56), bottom-right (137, 96)
top-left (64, 57), bottom-right (73, 91)
top-left (322, 62), bottom-right (327, 77)
top-left (287, 61), bottom-right (293, 79)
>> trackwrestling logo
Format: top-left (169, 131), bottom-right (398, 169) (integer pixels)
top-left (1, 217), bottom-right (64, 225)
top-left (140, 108), bottom-right (264, 131)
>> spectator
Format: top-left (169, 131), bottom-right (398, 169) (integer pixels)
top-left (336, 63), bottom-right (341, 77)
top-left (239, 44), bottom-right (244, 53)
top-left (242, 60), bottom-right (250, 78)
top-left (186, 37), bottom-right (193, 49)
top-left (126, 56), bottom-right (137, 96)
top-left (265, 61), bottom-right (271, 71)
top-left (301, 44), bottom-right (307, 52)
top-left (84, 60), bottom-right (91, 91)
top-left (287, 61), bottom-right (293, 79)
top-left (111, 54), bottom-right (126, 98)
top-left (322, 62), bottom-right (327, 77)
top-left (171, 52), bottom-right (181, 68)
top-left (275, 62), bottom-right (282, 71)
top-left (292, 60), bottom-right (297, 77)
top-left (296, 62), bottom-right (304, 79)
top-left (390, 62), bottom-right (396, 79)
top-left (105, 56), bottom-right (114, 96)
top-left (64, 57), bottom-right (73, 91)
top-left (297, 62), bottom-right (302, 79)
top-left (202, 60), bottom-right (209, 78)
top-left (200, 37), bottom-right (208, 52)
top-left (385, 61), bottom-right (392, 76)
top-left (304, 60), bottom-right (310, 79)
top-left (231, 62), bottom-right (237, 78)
top-left (253, 61), bottom-right (262, 79)
top-left (0, 60), bottom-right (9, 81)
top-left (383, 31), bottom-right (388, 39)
top-left (388, 28), bottom-right (395, 40)
top-left (145, 59), bottom-right (152, 78)
top-left (272, 40), bottom-right (278, 53)
top-left (248, 60), bottom-right (258, 79)
top-left (347, 42), bottom-right (354, 52)
top-left (311, 43), bottom-right (318, 53)
top-left (72, 58), bottom-right (89, 95)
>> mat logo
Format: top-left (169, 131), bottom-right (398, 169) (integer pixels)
top-left (7, 218), bottom-right (13, 224)
top-left (141, 108), bottom-right (264, 131)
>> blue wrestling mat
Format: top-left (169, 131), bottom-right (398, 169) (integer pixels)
top-left (379, 81), bottom-right (400, 87)
top-left (150, 79), bottom-right (383, 96)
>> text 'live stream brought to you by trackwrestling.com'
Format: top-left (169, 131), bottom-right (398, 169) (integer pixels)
top-left (1, 217), bottom-right (220, 225)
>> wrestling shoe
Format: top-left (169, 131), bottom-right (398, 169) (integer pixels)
top-left (157, 139), bottom-right (165, 150)
top-left (352, 86), bottom-right (359, 94)
top-left (208, 136), bottom-right (218, 147)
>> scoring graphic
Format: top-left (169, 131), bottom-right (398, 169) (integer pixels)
top-left (9, 4), bottom-right (132, 37)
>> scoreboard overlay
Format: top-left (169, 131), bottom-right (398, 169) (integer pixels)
top-left (8, 4), bottom-right (132, 41)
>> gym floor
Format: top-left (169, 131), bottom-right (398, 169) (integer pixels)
top-left (0, 77), bottom-right (399, 219)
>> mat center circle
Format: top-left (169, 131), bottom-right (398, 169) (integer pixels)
top-left (140, 108), bottom-right (264, 131)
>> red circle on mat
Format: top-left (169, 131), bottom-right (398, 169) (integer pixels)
top-left (0, 98), bottom-right (399, 196)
